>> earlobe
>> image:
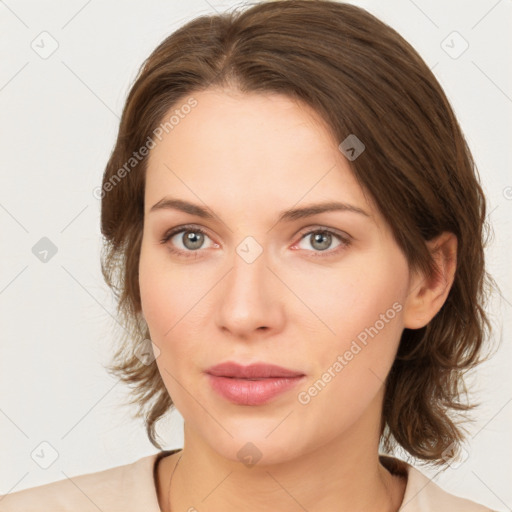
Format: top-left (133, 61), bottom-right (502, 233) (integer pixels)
top-left (402, 232), bottom-right (458, 330)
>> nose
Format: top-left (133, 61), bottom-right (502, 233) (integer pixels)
top-left (215, 243), bottom-right (285, 341)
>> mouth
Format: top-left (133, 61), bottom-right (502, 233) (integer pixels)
top-left (205, 361), bottom-right (305, 379)
top-left (205, 361), bottom-right (306, 405)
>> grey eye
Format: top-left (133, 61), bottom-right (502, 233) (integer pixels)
top-left (182, 231), bottom-right (204, 250)
top-left (309, 231), bottom-right (333, 251)
top-left (170, 229), bottom-right (212, 251)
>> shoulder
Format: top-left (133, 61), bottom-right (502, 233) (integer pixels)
top-left (399, 460), bottom-right (497, 512)
top-left (0, 452), bottom-right (163, 512)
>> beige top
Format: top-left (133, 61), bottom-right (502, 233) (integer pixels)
top-left (0, 449), bottom-right (496, 511)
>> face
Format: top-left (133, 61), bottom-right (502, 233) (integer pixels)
top-left (139, 88), bottom-right (414, 465)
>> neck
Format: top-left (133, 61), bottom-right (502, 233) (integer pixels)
top-left (157, 421), bottom-right (406, 512)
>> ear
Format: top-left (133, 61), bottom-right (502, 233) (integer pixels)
top-left (402, 231), bottom-right (458, 330)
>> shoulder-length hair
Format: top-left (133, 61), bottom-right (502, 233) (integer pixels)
top-left (100, 0), bottom-right (495, 466)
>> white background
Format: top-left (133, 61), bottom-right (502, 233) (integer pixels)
top-left (0, 0), bottom-right (511, 510)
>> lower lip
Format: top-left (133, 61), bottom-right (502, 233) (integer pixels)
top-left (207, 374), bottom-right (305, 405)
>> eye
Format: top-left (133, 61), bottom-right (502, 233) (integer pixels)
top-left (293, 227), bottom-right (351, 257)
top-left (160, 224), bottom-right (217, 258)
top-left (160, 224), bottom-right (352, 260)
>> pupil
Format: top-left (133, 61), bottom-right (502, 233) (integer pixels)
top-left (313, 232), bottom-right (331, 251)
top-left (184, 231), bottom-right (203, 249)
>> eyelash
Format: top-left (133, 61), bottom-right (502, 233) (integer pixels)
top-left (160, 224), bottom-right (352, 260)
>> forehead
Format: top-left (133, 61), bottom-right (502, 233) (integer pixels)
top-left (144, 88), bottom-right (375, 221)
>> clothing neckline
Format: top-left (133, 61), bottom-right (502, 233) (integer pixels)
top-left (152, 448), bottom-right (181, 509)
top-left (152, 449), bottom-right (409, 510)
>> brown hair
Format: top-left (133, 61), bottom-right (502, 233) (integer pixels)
top-left (100, 0), bottom-right (496, 466)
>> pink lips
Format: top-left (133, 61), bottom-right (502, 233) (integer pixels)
top-left (205, 362), bottom-right (306, 406)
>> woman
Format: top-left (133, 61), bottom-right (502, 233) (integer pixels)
top-left (0, 1), bottom-right (499, 511)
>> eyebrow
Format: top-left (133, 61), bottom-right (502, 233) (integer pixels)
top-left (149, 197), bottom-right (370, 222)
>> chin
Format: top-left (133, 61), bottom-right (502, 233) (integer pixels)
top-left (199, 426), bottom-right (313, 468)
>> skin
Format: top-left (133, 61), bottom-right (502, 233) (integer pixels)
top-left (138, 88), bottom-right (457, 512)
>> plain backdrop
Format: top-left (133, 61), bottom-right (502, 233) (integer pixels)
top-left (0, 0), bottom-right (511, 510)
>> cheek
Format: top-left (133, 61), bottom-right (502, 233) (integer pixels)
top-left (138, 250), bottom-right (202, 408)
top-left (290, 263), bottom-right (407, 438)
top-left (138, 244), bottom-right (217, 386)
top-left (288, 251), bottom-right (408, 381)
top-left (139, 242), bottom-right (205, 338)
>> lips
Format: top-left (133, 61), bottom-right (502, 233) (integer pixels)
top-left (205, 361), bottom-right (305, 379)
top-left (205, 361), bottom-right (306, 405)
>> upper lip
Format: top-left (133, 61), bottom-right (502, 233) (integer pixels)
top-left (206, 361), bottom-right (305, 379)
